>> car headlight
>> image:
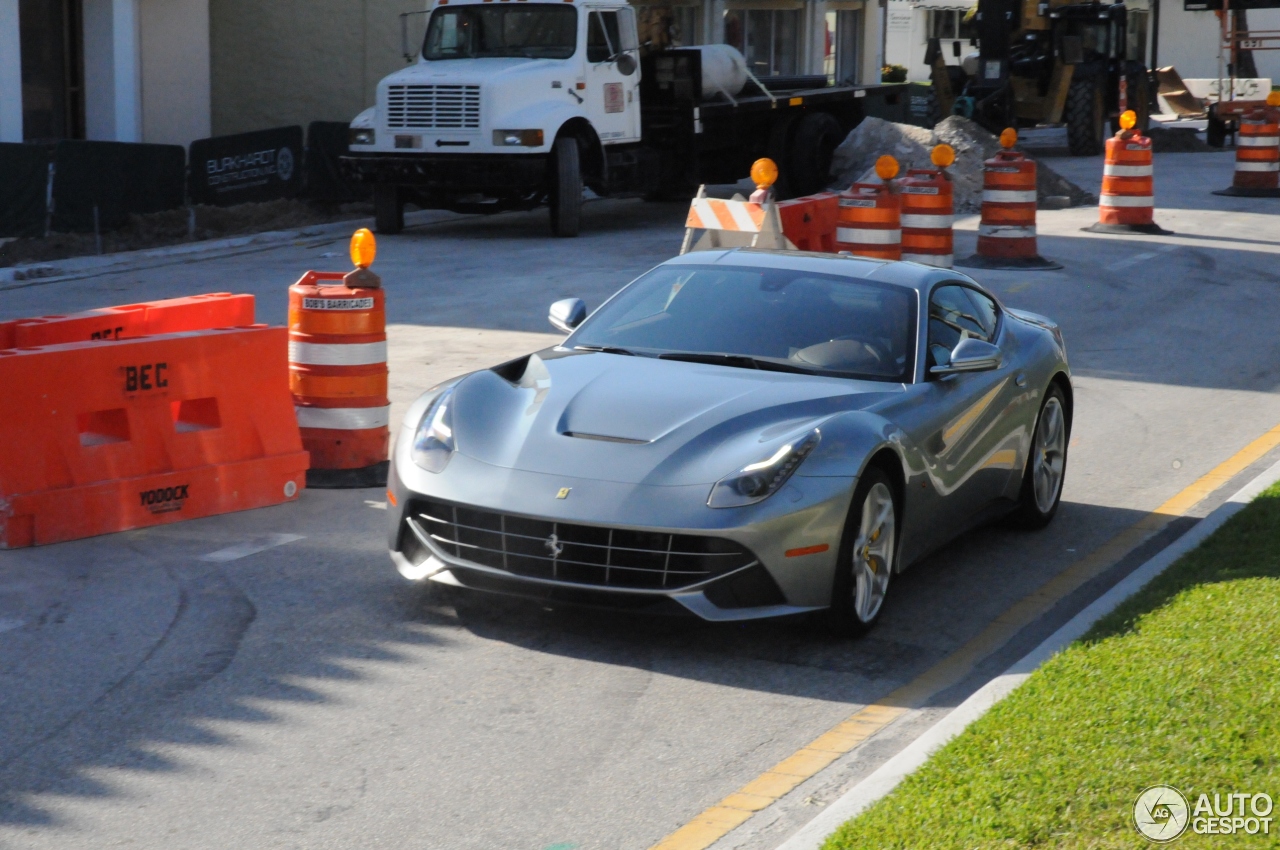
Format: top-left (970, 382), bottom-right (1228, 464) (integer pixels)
top-left (493, 129), bottom-right (544, 147)
top-left (707, 430), bottom-right (820, 508)
top-left (411, 389), bottom-right (456, 473)
top-left (349, 128), bottom-right (375, 145)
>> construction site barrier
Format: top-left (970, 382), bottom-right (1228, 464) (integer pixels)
top-left (958, 143), bottom-right (1060, 271)
top-left (776, 192), bottom-right (839, 252)
top-left (900, 168), bottom-right (954, 268)
top-left (0, 293), bottom-right (255, 349)
top-left (288, 271), bottom-right (389, 488)
top-left (1213, 106), bottom-right (1280, 198)
top-left (1084, 129), bottom-right (1170, 235)
top-left (835, 180), bottom-right (901, 261)
top-left (0, 326), bottom-right (308, 548)
top-left (679, 187), bottom-right (795, 253)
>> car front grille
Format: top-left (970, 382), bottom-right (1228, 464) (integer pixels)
top-left (385, 84), bottom-right (481, 130)
top-left (409, 498), bottom-right (758, 590)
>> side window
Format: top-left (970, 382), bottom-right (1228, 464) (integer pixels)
top-left (928, 284), bottom-right (992, 369)
top-left (961, 287), bottom-right (999, 340)
top-left (587, 11), bottom-right (621, 62)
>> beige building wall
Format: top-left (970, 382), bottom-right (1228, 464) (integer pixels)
top-left (140, 0), bottom-right (212, 146)
top-left (211, 0), bottom-right (426, 136)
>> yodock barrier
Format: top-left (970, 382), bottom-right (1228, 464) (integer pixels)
top-left (777, 192), bottom-right (839, 252)
top-left (900, 144), bottom-right (956, 268)
top-left (1084, 110), bottom-right (1171, 235)
top-left (1214, 92), bottom-right (1280, 198)
top-left (0, 326), bottom-right (308, 548)
top-left (835, 155), bottom-right (902, 261)
top-left (0, 293), bottom-right (255, 349)
top-left (958, 129), bottom-right (1060, 271)
top-left (680, 159), bottom-right (796, 253)
top-left (289, 229), bottom-right (390, 488)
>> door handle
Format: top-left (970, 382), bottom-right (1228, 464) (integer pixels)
top-left (1015, 372), bottom-right (1027, 388)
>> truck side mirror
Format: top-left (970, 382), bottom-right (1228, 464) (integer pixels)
top-left (952, 41), bottom-right (962, 58)
top-left (615, 53), bottom-right (638, 76)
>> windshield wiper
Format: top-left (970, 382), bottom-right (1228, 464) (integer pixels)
top-left (573, 345), bottom-right (638, 356)
top-left (658, 352), bottom-right (817, 375)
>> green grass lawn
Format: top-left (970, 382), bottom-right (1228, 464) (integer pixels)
top-left (824, 484), bottom-right (1280, 849)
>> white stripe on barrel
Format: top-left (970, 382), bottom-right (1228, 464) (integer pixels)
top-left (1103, 164), bottom-right (1154, 177)
top-left (295, 405), bottom-right (391, 430)
top-left (1238, 135), bottom-right (1280, 147)
top-left (902, 253), bottom-right (954, 267)
top-left (978, 224), bottom-right (1037, 238)
top-left (1236, 161), bottom-right (1280, 172)
top-left (900, 213), bottom-right (954, 229)
top-left (836, 227), bottom-right (901, 244)
top-left (1099, 194), bottom-right (1155, 207)
top-left (288, 340), bottom-right (388, 367)
top-left (982, 189), bottom-right (1037, 204)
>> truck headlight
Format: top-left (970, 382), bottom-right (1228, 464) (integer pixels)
top-left (349, 128), bottom-right (376, 146)
top-left (493, 129), bottom-right (544, 147)
top-left (411, 389), bottom-right (456, 473)
top-left (707, 430), bottom-right (820, 508)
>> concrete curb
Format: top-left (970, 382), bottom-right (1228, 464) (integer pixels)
top-left (0, 209), bottom-right (463, 289)
top-left (776, 457), bottom-right (1280, 850)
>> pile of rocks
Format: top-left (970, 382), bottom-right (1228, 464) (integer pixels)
top-left (829, 116), bottom-right (1097, 212)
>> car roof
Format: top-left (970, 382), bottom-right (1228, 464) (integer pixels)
top-left (660, 248), bottom-right (980, 296)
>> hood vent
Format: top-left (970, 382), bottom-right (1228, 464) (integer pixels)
top-left (562, 431), bottom-right (651, 445)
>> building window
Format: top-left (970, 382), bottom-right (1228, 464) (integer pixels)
top-left (672, 5), bottom-right (702, 46)
top-left (724, 8), bottom-right (801, 77)
top-left (824, 10), bottom-right (860, 84)
top-left (926, 9), bottom-right (976, 41)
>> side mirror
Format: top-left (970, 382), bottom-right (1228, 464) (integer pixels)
top-left (952, 41), bottom-right (962, 58)
top-left (930, 338), bottom-right (1002, 376)
top-left (549, 298), bottom-right (587, 334)
top-left (614, 52), bottom-right (638, 76)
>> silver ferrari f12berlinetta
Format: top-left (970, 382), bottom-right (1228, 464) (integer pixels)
top-left (388, 249), bottom-right (1071, 634)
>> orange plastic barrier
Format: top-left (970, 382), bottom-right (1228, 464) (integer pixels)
top-left (777, 192), bottom-right (839, 252)
top-left (958, 149), bottom-right (1059, 271)
top-left (1085, 131), bottom-right (1170, 235)
top-left (900, 168), bottom-right (954, 268)
top-left (835, 181), bottom-right (901, 260)
top-left (0, 326), bottom-right (308, 548)
top-left (288, 271), bottom-right (389, 488)
top-left (5, 293), bottom-right (255, 348)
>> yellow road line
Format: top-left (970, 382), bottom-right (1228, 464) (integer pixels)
top-left (649, 422), bottom-right (1280, 850)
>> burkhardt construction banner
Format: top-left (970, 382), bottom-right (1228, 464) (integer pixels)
top-left (188, 126), bottom-right (304, 206)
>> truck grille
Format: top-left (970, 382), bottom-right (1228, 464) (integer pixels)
top-left (385, 84), bottom-right (481, 130)
top-left (409, 498), bottom-right (757, 590)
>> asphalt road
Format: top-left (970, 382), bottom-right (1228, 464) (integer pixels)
top-left (3, 150), bottom-right (1280, 850)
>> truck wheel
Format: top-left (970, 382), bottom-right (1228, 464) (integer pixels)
top-left (549, 136), bottom-right (582, 237)
top-left (1065, 77), bottom-right (1105, 156)
top-left (788, 112), bottom-right (844, 197)
top-left (1206, 112), bottom-right (1228, 148)
top-left (374, 184), bottom-right (404, 235)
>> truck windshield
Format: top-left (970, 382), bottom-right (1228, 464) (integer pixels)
top-left (423, 5), bottom-right (578, 60)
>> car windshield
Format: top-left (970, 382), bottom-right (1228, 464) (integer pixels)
top-left (569, 264), bottom-right (917, 382)
top-left (423, 5), bottom-right (578, 60)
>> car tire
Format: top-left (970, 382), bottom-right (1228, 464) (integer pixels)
top-left (549, 136), bottom-right (582, 238)
top-left (374, 184), bottom-right (404, 235)
top-left (1065, 76), bottom-right (1105, 156)
top-left (788, 112), bottom-right (843, 197)
top-left (1010, 384), bottom-right (1069, 529)
top-left (826, 466), bottom-right (898, 637)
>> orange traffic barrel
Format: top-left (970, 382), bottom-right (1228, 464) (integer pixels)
top-left (958, 129), bottom-right (1060, 271)
top-left (899, 145), bottom-right (955, 268)
top-left (1215, 98), bottom-right (1280, 197)
top-left (835, 155), bottom-right (901, 261)
top-left (289, 261), bottom-right (389, 488)
top-left (1085, 111), bottom-right (1171, 235)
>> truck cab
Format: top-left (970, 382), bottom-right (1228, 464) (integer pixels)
top-left (344, 0), bottom-right (643, 236)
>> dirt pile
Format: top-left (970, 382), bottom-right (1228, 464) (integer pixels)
top-left (0, 199), bottom-right (374, 269)
top-left (830, 116), bottom-right (1097, 212)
